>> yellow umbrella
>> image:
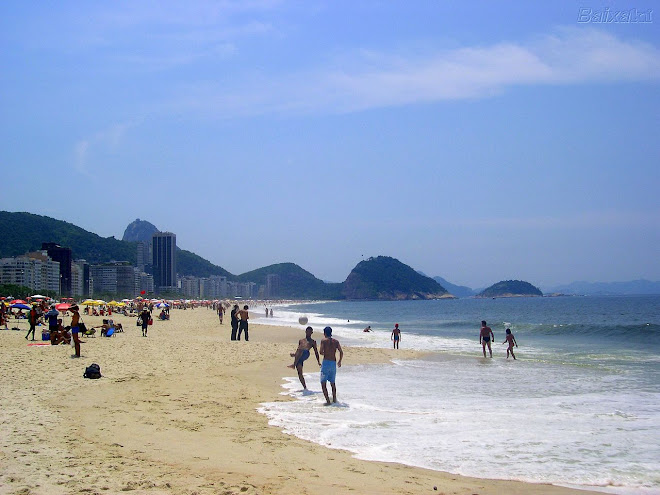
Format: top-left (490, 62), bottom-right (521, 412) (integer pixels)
top-left (116, 302), bottom-right (126, 307)
top-left (107, 300), bottom-right (120, 307)
top-left (81, 299), bottom-right (96, 306)
top-left (93, 300), bottom-right (106, 305)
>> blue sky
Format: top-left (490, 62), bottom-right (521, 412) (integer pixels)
top-left (1, 1), bottom-right (658, 288)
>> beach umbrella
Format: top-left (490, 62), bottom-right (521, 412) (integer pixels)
top-left (11, 303), bottom-right (31, 310)
top-left (93, 299), bottom-right (106, 305)
top-left (10, 299), bottom-right (27, 305)
top-left (31, 294), bottom-right (48, 299)
top-left (107, 300), bottom-right (120, 306)
top-left (55, 303), bottom-right (71, 311)
top-left (80, 299), bottom-right (96, 306)
top-left (116, 302), bottom-right (126, 307)
top-left (156, 302), bottom-right (169, 308)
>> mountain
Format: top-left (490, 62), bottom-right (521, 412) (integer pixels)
top-left (477, 280), bottom-right (543, 298)
top-left (0, 211), bottom-right (234, 279)
top-left (122, 218), bottom-right (159, 242)
top-left (237, 263), bottom-right (342, 299)
top-left (342, 256), bottom-right (450, 300)
top-left (0, 211), bottom-right (137, 263)
top-left (433, 276), bottom-right (474, 298)
top-left (544, 279), bottom-right (660, 296)
top-left (178, 250), bottom-right (234, 279)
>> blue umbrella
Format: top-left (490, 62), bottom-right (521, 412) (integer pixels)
top-left (11, 303), bottom-right (31, 310)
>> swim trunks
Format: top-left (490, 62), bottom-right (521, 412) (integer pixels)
top-left (294, 349), bottom-right (310, 368)
top-left (482, 336), bottom-right (490, 343)
top-left (320, 360), bottom-right (337, 383)
top-left (71, 326), bottom-right (79, 334)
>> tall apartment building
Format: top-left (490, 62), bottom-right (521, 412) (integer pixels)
top-left (0, 254), bottom-right (60, 293)
top-left (90, 262), bottom-right (138, 298)
top-left (41, 243), bottom-right (72, 296)
top-left (265, 273), bottom-right (280, 299)
top-left (152, 232), bottom-right (177, 293)
top-left (136, 241), bottom-right (152, 272)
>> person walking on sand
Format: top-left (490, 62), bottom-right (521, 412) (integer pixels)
top-left (319, 326), bottom-right (343, 405)
top-left (480, 320), bottom-right (494, 358)
top-left (391, 323), bottom-right (401, 349)
top-left (140, 307), bottom-right (151, 337)
top-left (217, 304), bottom-right (224, 324)
top-left (237, 305), bottom-right (249, 341)
top-left (288, 326), bottom-right (321, 390)
top-left (502, 328), bottom-right (518, 359)
top-left (25, 305), bottom-right (38, 340)
top-left (70, 305), bottom-right (83, 357)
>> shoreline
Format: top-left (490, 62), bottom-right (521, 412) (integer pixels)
top-left (0, 309), bottom-right (603, 494)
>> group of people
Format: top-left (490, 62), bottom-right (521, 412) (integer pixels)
top-left (479, 320), bottom-right (518, 359)
top-left (288, 325), bottom-right (343, 406)
top-left (229, 304), bottom-right (250, 341)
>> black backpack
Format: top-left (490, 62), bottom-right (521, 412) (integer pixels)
top-left (83, 363), bottom-right (102, 379)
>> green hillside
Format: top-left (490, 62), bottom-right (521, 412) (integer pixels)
top-left (0, 211), bottom-right (234, 278)
top-left (478, 280), bottom-right (543, 298)
top-left (237, 263), bottom-right (342, 299)
top-left (0, 211), bottom-right (136, 263)
top-left (342, 256), bottom-right (450, 300)
top-left (178, 249), bottom-right (234, 279)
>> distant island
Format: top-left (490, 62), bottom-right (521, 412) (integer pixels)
top-left (343, 256), bottom-right (451, 300)
top-left (477, 280), bottom-right (543, 298)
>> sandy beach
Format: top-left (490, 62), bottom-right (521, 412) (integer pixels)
top-left (0, 307), bottom-right (602, 495)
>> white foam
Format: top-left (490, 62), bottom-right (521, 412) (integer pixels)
top-left (260, 357), bottom-right (660, 494)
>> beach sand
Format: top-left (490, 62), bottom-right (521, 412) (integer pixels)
top-left (0, 308), bottom-right (601, 495)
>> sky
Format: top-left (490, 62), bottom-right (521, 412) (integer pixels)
top-left (1, 1), bottom-right (658, 288)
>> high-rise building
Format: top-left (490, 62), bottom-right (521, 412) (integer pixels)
top-left (137, 241), bottom-right (152, 272)
top-left (152, 232), bottom-right (177, 293)
top-left (41, 243), bottom-right (72, 296)
top-left (0, 254), bottom-right (60, 293)
top-left (265, 273), bottom-right (280, 299)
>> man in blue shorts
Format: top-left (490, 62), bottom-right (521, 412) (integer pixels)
top-left (287, 326), bottom-right (321, 390)
top-left (319, 326), bottom-right (343, 405)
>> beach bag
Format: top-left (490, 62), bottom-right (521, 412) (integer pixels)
top-left (148, 318), bottom-right (153, 326)
top-left (136, 317), bottom-right (142, 326)
top-left (78, 322), bottom-right (87, 334)
top-left (83, 363), bottom-right (102, 379)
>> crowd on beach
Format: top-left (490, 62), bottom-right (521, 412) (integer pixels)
top-left (2, 293), bottom-right (519, 408)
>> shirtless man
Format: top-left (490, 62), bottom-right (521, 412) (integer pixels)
top-left (287, 326), bottom-right (321, 389)
top-left (391, 323), bottom-right (401, 349)
top-left (479, 320), bottom-right (494, 358)
top-left (237, 305), bottom-right (249, 341)
top-left (319, 326), bottom-right (343, 405)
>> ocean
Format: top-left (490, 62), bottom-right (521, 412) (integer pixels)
top-left (258, 296), bottom-right (660, 494)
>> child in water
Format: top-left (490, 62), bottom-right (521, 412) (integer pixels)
top-left (502, 328), bottom-right (518, 359)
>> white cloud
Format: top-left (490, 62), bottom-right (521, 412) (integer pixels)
top-left (173, 28), bottom-right (660, 117)
top-left (73, 120), bottom-right (140, 175)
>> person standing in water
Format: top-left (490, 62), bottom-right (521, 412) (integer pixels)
top-left (391, 323), bottom-right (401, 349)
top-left (502, 328), bottom-right (518, 359)
top-left (319, 326), bottom-right (343, 405)
top-left (480, 320), bottom-right (494, 358)
top-left (287, 326), bottom-right (321, 390)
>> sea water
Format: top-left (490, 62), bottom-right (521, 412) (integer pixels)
top-left (258, 296), bottom-right (660, 494)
